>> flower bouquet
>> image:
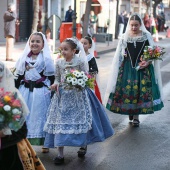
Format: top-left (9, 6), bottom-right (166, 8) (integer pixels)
top-left (64, 70), bottom-right (95, 90)
top-left (136, 46), bottom-right (165, 71)
top-left (0, 88), bottom-right (24, 132)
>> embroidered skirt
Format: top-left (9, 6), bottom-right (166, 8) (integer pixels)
top-left (44, 88), bottom-right (114, 147)
top-left (106, 60), bottom-right (164, 115)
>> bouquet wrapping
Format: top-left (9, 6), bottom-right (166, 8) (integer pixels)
top-left (0, 88), bottom-right (24, 132)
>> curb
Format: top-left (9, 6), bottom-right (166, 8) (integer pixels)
top-left (97, 48), bottom-right (116, 55)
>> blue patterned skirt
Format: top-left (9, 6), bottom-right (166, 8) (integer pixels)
top-left (44, 88), bottom-right (114, 147)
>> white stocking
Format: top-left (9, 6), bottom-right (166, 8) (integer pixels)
top-left (58, 146), bottom-right (64, 158)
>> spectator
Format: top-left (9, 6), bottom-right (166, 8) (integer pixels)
top-left (157, 15), bottom-right (162, 32)
top-left (65, 6), bottom-right (73, 22)
top-left (118, 12), bottom-right (125, 37)
top-left (160, 12), bottom-right (165, 32)
top-left (80, 13), bottom-right (94, 37)
top-left (90, 11), bottom-right (98, 34)
top-left (97, 10), bottom-right (107, 33)
top-left (143, 13), bottom-right (151, 32)
top-left (123, 13), bottom-right (130, 33)
top-left (3, 3), bottom-right (17, 61)
top-left (150, 14), bottom-right (156, 35)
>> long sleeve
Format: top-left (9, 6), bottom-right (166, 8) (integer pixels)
top-left (3, 11), bottom-right (16, 22)
top-left (15, 74), bottom-right (24, 89)
top-left (88, 57), bottom-right (98, 73)
top-left (54, 62), bottom-right (61, 85)
top-left (48, 75), bottom-right (55, 85)
top-left (79, 60), bottom-right (88, 73)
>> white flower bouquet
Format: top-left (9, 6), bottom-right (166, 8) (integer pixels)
top-left (64, 69), bottom-right (95, 90)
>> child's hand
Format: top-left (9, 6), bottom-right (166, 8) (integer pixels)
top-left (138, 61), bottom-right (150, 69)
top-left (50, 84), bottom-right (58, 91)
top-left (26, 65), bottom-right (34, 71)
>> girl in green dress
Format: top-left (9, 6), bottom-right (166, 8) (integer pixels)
top-left (105, 13), bottom-right (164, 126)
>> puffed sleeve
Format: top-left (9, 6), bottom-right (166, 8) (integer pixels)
top-left (54, 60), bottom-right (61, 85)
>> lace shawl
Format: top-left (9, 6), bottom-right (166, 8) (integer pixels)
top-left (15, 32), bottom-right (55, 76)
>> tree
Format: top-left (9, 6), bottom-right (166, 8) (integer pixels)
top-left (32, 0), bottom-right (39, 33)
top-left (82, 0), bottom-right (92, 37)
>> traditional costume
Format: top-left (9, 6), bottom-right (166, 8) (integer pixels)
top-left (44, 38), bottom-right (114, 148)
top-left (15, 32), bottom-right (55, 145)
top-left (88, 39), bottom-right (102, 103)
top-left (105, 13), bottom-right (164, 117)
top-left (0, 61), bottom-right (45, 170)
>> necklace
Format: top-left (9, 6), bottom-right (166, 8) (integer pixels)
top-left (126, 41), bottom-right (146, 68)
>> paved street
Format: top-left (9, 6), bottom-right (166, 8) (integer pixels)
top-left (0, 32), bottom-right (170, 170)
top-left (31, 37), bottom-right (170, 170)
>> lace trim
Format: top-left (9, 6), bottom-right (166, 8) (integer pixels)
top-left (127, 32), bottom-right (148, 43)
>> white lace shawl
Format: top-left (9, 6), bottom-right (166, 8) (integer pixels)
top-left (15, 32), bottom-right (55, 76)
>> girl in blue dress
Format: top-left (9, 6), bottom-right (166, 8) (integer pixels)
top-left (44, 38), bottom-right (114, 165)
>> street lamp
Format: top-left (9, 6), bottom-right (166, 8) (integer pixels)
top-left (72, 0), bottom-right (77, 37)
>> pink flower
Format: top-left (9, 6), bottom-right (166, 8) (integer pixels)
top-left (70, 69), bottom-right (75, 73)
top-left (87, 74), bottom-right (92, 79)
top-left (13, 115), bottom-right (21, 121)
top-left (11, 100), bottom-right (21, 107)
top-left (0, 102), bottom-right (4, 107)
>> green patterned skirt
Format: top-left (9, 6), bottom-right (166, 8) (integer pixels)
top-left (106, 60), bottom-right (164, 115)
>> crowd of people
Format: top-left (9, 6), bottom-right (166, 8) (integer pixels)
top-left (118, 10), bottom-right (168, 39)
top-left (143, 13), bottom-right (167, 34)
top-left (81, 10), bottom-right (109, 36)
top-left (1, 3), bottom-right (165, 169)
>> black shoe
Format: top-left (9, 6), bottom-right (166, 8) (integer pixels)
top-left (129, 115), bottom-right (133, 121)
top-left (53, 156), bottom-right (64, 165)
top-left (132, 119), bottom-right (140, 127)
top-left (77, 146), bottom-right (87, 157)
